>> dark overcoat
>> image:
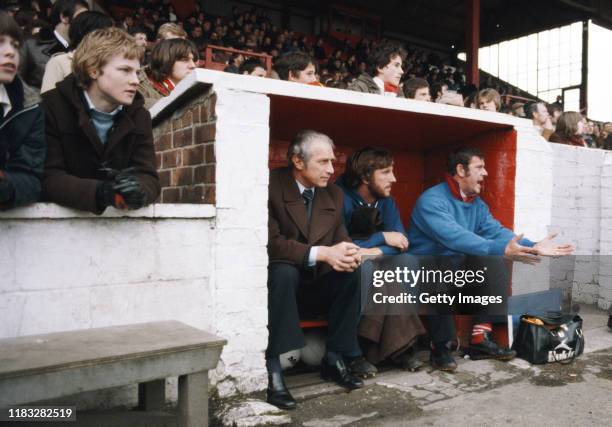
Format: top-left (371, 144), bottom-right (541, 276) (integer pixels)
top-left (41, 74), bottom-right (160, 214)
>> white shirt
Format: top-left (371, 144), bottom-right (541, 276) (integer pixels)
top-left (82, 90), bottom-right (123, 115)
top-left (373, 77), bottom-right (385, 95)
top-left (0, 84), bottom-right (11, 117)
top-left (54, 30), bottom-right (69, 49)
top-left (296, 180), bottom-right (318, 267)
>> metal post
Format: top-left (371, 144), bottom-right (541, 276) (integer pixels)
top-left (465, 0), bottom-right (480, 86)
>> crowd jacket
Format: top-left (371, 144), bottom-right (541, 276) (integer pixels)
top-left (0, 77), bottom-right (46, 210)
top-left (41, 74), bottom-right (160, 214)
top-left (19, 29), bottom-right (67, 88)
top-left (408, 182), bottom-right (535, 256)
top-left (549, 133), bottom-right (587, 147)
top-left (347, 73), bottom-right (381, 94)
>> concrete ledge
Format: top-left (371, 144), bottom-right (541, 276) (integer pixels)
top-left (0, 203), bottom-right (216, 220)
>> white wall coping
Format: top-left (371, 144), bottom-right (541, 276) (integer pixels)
top-left (0, 203), bottom-right (216, 220)
top-left (150, 68), bottom-right (532, 130)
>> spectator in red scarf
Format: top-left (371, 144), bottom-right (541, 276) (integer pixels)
top-left (549, 112), bottom-right (587, 147)
top-left (138, 38), bottom-right (198, 109)
top-left (348, 41), bottom-right (405, 97)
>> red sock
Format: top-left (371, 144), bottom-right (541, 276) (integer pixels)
top-left (470, 323), bottom-right (492, 344)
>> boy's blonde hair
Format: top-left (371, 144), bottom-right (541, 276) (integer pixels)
top-left (156, 23), bottom-right (187, 40)
top-left (72, 27), bottom-right (144, 88)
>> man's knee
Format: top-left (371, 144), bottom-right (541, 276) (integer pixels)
top-left (268, 263), bottom-right (301, 293)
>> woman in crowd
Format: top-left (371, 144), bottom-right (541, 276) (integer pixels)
top-left (549, 112), bottom-right (587, 147)
top-left (40, 11), bottom-right (113, 93)
top-left (138, 38), bottom-right (198, 109)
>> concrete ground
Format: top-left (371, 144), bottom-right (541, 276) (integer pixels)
top-left (9, 306), bottom-right (611, 427)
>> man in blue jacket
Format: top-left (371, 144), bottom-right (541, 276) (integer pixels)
top-left (338, 147), bottom-right (426, 373)
top-left (0, 12), bottom-right (45, 210)
top-left (408, 147), bottom-right (573, 370)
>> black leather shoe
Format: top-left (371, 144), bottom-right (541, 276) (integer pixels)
top-left (321, 359), bottom-right (364, 390)
top-left (430, 343), bottom-right (457, 372)
top-left (266, 372), bottom-right (297, 410)
top-left (469, 333), bottom-right (516, 361)
top-left (347, 356), bottom-right (377, 378)
top-left (608, 315), bottom-right (612, 330)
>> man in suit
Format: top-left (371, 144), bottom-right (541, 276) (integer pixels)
top-left (266, 130), bottom-right (367, 409)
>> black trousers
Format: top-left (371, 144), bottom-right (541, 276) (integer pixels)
top-left (426, 255), bottom-right (510, 344)
top-left (266, 263), bottom-right (361, 358)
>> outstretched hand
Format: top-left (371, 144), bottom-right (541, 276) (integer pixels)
top-left (504, 234), bottom-right (540, 265)
top-left (533, 233), bottom-right (574, 257)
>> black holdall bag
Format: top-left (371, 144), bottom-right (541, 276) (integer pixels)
top-left (512, 311), bottom-right (585, 364)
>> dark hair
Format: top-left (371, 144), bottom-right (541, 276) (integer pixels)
top-left (0, 11), bottom-right (22, 44)
top-left (403, 78), bottom-right (430, 98)
top-left (431, 82), bottom-right (447, 99)
top-left (50, 0), bottom-right (88, 27)
top-left (67, 11), bottom-right (113, 50)
top-left (366, 41), bottom-right (406, 77)
top-left (344, 147), bottom-right (394, 188)
top-left (523, 101), bottom-right (545, 120)
top-left (128, 25), bottom-right (148, 37)
top-left (274, 51), bottom-right (314, 80)
top-left (447, 147), bottom-right (484, 175)
top-left (548, 103), bottom-right (563, 115)
top-left (239, 57), bottom-right (265, 75)
top-left (149, 38), bottom-right (198, 82)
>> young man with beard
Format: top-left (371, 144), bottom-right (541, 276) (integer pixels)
top-left (0, 12), bottom-right (45, 210)
top-left (337, 147), bottom-right (426, 373)
top-left (41, 27), bottom-right (160, 214)
top-left (348, 41), bottom-right (405, 97)
top-left (408, 147), bottom-right (574, 371)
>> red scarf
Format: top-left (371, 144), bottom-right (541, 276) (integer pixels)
top-left (445, 173), bottom-right (478, 203)
top-left (308, 81), bottom-right (325, 87)
top-left (149, 76), bottom-right (175, 97)
top-left (384, 82), bottom-right (399, 94)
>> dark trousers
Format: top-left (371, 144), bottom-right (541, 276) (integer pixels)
top-left (426, 255), bottom-right (510, 344)
top-left (266, 263), bottom-right (361, 358)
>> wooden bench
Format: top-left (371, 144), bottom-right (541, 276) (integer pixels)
top-left (0, 321), bottom-right (226, 427)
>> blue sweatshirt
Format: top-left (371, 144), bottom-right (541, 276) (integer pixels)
top-left (336, 174), bottom-right (406, 255)
top-left (408, 182), bottom-right (534, 256)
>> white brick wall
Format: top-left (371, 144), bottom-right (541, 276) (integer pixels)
top-left (211, 88), bottom-right (270, 396)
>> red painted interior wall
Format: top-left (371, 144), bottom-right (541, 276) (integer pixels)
top-left (268, 99), bottom-right (518, 348)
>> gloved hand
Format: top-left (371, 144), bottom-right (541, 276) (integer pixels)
top-left (114, 173), bottom-right (147, 210)
top-left (96, 167), bottom-right (147, 210)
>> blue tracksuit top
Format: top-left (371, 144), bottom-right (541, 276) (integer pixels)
top-left (408, 182), bottom-right (535, 256)
top-left (336, 174), bottom-right (406, 255)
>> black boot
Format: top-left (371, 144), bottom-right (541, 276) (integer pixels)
top-left (469, 332), bottom-right (516, 361)
top-left (321, 359), bottom-right (364, 390)
top-left (266, 372), bottom-right (297, 410)
top-left (430, 342), bottom-right (457, 372)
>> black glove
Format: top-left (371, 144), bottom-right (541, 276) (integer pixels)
top-left (95, 180), bottom-right (116, 210)
top-left (0, 175), bottom-right (16, 204)
top-left (96, 167), bottom-right (147, 210)
top-left (114, 173), bottom-right (147, 210)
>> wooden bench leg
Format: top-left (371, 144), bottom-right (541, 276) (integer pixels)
top-left (177, 371), bottom-right (208, 427)
top-left (138, 379), bottom-right (166, 411)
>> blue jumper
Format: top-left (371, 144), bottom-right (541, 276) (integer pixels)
top-left (336, 174), bottom-right (406, 255)
top-left (408, 182), bottom-right (534, 256)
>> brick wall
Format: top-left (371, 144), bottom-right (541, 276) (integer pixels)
top-left (152, 89), bottom-right (217, 204)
